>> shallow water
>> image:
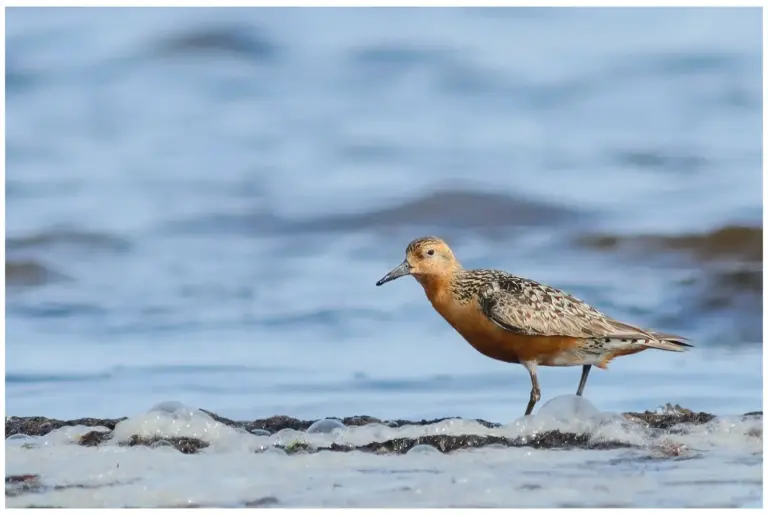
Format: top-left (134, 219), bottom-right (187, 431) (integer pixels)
top-left (4, 7), bottom-right (763, 508)
top-left (5, 399), bottom-right (762, 508)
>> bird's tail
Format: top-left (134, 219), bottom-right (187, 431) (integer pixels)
top-left (606, 321), bottom-right (694, 352)
top-left (591, 325), bottom-right (692, 369)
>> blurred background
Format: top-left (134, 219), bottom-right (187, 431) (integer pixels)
top-left (5, 7), bottom-right (763, 422)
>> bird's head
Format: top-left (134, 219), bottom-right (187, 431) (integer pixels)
top-left (375, 236), bottom-right (460, 287)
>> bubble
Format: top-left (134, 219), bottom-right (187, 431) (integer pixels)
top-left (144, 401), bottom-right (209, 425)
top-left (270, 428), bottom-right (306, 447)
top-left (307, 419), bottom-right (347, 434)
top-left (150, 439), bottom-right (175, 449)
top-left (536, 394), bottom-right (600, 422)
top-left (5, 434), bottom-right (38, 449)
top-left (36, 425), bottom-right (111, 446)
top-left (339, 423), bottom-right (394, 446)
top-left (407, 444), bottom-right (440, 455)
top-left (111, 402), bottom-right (228, 443)
top-left (6, 433), bottom-right (31, 441)
top-left (249, 429), bottom-right (271, 437)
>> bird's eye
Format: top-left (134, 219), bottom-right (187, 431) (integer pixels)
top-left (427, 249), bottom-right (435, 256)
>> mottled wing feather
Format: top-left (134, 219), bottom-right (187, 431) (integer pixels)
top-left (476, 272), bottom-right (654, 339)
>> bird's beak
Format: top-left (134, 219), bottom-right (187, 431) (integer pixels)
top-left (376, 260), bottom-right (411, 286)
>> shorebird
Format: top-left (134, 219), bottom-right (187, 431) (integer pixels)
top-left (376, 236), bottom-right (692, 416)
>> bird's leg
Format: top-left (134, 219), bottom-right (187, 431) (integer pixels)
top-left (576, 365), bottom-right (591, 396)
top-left (522, 361), bottom-right (541, 416)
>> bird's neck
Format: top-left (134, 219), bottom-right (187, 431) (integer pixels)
top-left (415, 268), bottom-right (462, 307)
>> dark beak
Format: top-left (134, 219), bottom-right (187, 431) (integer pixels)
top-left (376, 260), bottom-right (411, 286)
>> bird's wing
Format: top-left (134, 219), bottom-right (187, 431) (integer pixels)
top-left (477, 274), bottom-right (656, 340)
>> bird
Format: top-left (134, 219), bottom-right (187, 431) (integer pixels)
top-left (375, 236), bottom-right (692, 416)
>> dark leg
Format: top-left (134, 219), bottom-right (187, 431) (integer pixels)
top-left (576, 365), bottom-right (591, 396)
top-left (522, 362), bottom-right (541, 416)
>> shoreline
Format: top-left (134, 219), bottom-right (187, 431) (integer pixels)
top-left (7, 405), bottom-right (762, 508)
top-left (6, 405), bottom-right (762, 455)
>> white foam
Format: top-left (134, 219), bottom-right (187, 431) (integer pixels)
top-left (5, 399), bottom-right (762, 508)
top-left (8, 425), bottom-right (114, 450)
top-left (109, 401), bottom-right (269, 453)
top-left (661, 416), bottom-right (763, 453)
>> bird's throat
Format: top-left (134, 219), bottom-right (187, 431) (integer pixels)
top-left (415, 272), bottom-right (456, 307)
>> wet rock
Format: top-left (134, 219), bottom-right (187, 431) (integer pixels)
top-left (199, 409), bottom-right (240, 427)
top-left (387, 416), bottom-right (500, 429)
top-left (276, 431), bottom-right (632, 455)
top-left (243, 415), bottom-right (314, 434)
top-left (576, 225), bottom-right (761, 264)
top-left (240, 414), bottom-right (496, 433)
top-left (339, 415), bottom-right (395, 428)
top-left (5, 261), bottom-right (67, 288)
top-left (121, 435), bottom-right (208, 454)
top-left (624, 404), bottom-right (716, 429)
top-left (80, 431), bottom-right (111, 447)
top-left (5, 416), bottom-right (126, 438)
top-left (281, 440), bottom-right (314, 455)
top-left (6, 475), bottom-right (43, 497)
top-left (8, 407), bottom-right (758, 456)
top-left (353, 431), bottom-right (631, 454)
top-left (4, 408), bottom-right (727, 439)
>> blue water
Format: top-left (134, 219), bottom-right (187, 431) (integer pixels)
top-left (5, 6), bottom-right (763, 508)
top-left (5, 8), bottom-right (763, 507)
